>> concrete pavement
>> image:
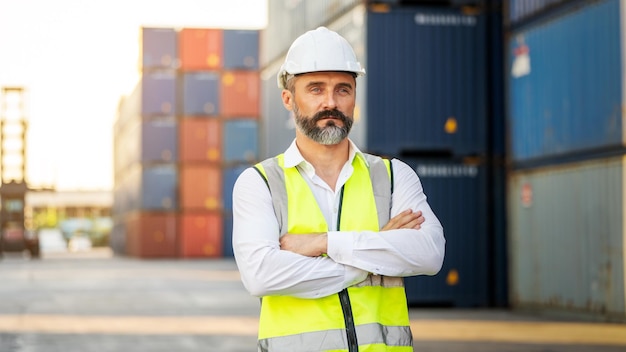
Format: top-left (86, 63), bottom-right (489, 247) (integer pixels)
top-left (1, 249), bottom-right (625, 352)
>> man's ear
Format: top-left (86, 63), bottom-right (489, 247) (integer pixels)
top-left (281, 89), bottom-right (293, 111)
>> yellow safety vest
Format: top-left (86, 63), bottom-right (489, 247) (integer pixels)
top-left (254, 153), bottom-right (413, 352)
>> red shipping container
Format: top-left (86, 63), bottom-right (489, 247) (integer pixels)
top-left (179, 28), bottom-right (223, 71)
top-left (220, 71), bottom-right (260, 117)
top-left (179, 118), bottom-right (221, 162)
top-left (125, 212), bottom-right (177, 258)
top-left (180, 164), bottom-right (222, 210)
top-left (178, 211), bottom-right (223, 258)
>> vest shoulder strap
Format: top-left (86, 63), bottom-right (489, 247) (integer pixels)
top-left (255, 154), bottom-right (393, 234)
top-left (255, 156), bottom-right (287, 234)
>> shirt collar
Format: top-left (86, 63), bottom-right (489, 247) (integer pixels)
top-left (283, 138), bottom-right (368, 170)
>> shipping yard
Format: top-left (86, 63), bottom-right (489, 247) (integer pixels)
top-left (1, 0), bottom-right (626, 351)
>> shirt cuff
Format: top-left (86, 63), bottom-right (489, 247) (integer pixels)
top-left (327, 230), bottom-right (354, 265)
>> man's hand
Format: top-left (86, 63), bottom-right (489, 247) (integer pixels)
top-left (280, 233), bottom-right (327, 257)
top-left (381, 209), bottom-right (424, 231)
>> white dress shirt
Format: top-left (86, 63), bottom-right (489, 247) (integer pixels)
top-left (232, 139), bottom-right (445, 299)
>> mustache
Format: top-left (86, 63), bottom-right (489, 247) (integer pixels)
top-left (311, 109), bottom-right (349, 123)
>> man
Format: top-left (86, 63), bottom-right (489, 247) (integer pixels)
top-left (232, 26), bottom-right (445, 352)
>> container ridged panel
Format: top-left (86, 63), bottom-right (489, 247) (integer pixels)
top-left (507, 0), bottom-right (622, 164)
top-left (261, 0), bottom-right (361, 69)
top-left (506, 0), bottom-right (569, 26)
top-left (402, 158), bottom-right (489, 307)
top-left (507, 157), bottom-right (625, 319)
top-left (366, 7), bottom-right (488, 157)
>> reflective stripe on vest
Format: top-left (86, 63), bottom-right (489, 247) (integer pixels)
top-left (254, 153), bottom-right (413, 352)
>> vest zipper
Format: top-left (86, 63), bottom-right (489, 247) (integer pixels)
top-left (339, 288), bottom-right (359, 351)
top-left (336, 186), bottom-right (358, 352)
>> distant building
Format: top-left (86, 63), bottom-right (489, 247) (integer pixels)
top-left (24, 190), bottom-right (112, 241)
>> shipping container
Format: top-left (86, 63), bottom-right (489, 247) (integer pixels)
top-left (260, 0), bottom-right (361, 68)
top-left (125, 211), bottom-right (178, 258)
top-left (507, 0), bottom-right (623, 165)
top-left (222, 211), bottom-right (234, 257)
top-left (222, 164), bottom-right (250, 211)
top-left (141, 70), bottom-right (177, 116)
top-left (366, 6), bottom-right (489, 158)
top-left (140, 27), bottom-right (178, 70)
top-left (505, 0), bottom-right (571, 27)
top-left (507, 156), bottom-right (626, 321)
top-left (180, 71), bottom-right (220, 116)
top-left (221, 71), bottom-right (260, 117)
top-left (223, 30), bottom-right (259, 70)
top-left (109, 216), bottom-right (126, 255)
top-left (178, 211), bottom-right (223, 258)
top-left (141, 164), bottom-right (178, 210)
top-left (372, 0), bottom-right (485, 5)
top-left (260, 62), bottom-right (295, 158)
top-left (223, 119), bottom-right (259, 164)
top-left (402, 157), bottom-right (490, 307)
top-left (119, 164), bottom-right (178, 212)
top-left (179, 118), bottom-right (221, 163)
top-left (179, 164), bottom-right (222, 210)
top-left (114, 116), bottom-right (178, 178)
top-left (179, 28), bottom-right (223, 71)
top-left (141, 118), bottom-right (178, 163)
top-left (117, 70), bottom-right (177, 118)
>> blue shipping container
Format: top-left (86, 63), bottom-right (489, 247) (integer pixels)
top-left (141, 70), bottom-right (177, 116)
top-left (366, 6), bottom-right (488, 157)
top-left (223, 30), bottom-right (259, 70)
top-left (222, 211), bottom-right (234, 257)
top-left (141, 164), bottom-right (178, 210)
top-left (222, 164), bottom-right (250, 211)
top-left (141, 27), bottom-right (178, 70)
top-left (507, 0), bottom-right (622, 163)
top-left (402, 158), bottom-right (490, 307)
top-left (223, 119), bottom-right (259, 163)
top-left (506, 0), bottom-right (569, 26)
top-left (141, 118), bottom-right (178, 163)
top-left (181, 72), bottom-right (220, 116)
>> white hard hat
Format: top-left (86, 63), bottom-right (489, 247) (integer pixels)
top-left (277, 26), bottom-right (366, 89)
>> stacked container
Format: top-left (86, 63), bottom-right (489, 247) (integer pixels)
top-left (505, 0), bottom-right (626, 321)
top-left (260, 0), bottom-right (506, 307)
top-left (364, 2), bottom-right (505, 308)
top-left (113, 27), bottom-right (260, 258)
top-left (112, 27), bottom-right (180, 258)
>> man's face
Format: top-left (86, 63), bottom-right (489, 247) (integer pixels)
top-left (288, 72), bottom-right (356, 145)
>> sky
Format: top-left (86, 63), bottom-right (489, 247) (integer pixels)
top-left (0, 0), bottom-right (267, 191)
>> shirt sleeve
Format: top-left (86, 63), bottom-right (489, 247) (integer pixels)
top-left (232, 167), bottom-right (369, 299)
top-left (326, 158), bottom-right (446, 277)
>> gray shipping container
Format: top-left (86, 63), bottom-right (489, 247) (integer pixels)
top-left (507, 156), bottom-right (626, 321)
top-left (260, 0), bottom-right (361, 69)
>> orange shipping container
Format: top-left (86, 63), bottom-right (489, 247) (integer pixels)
top-left (180, 164), bottom-right (222, 210)
top-left (179, 28), bottom-right (223, 71)
top-left (220, 71), bottom-right (260, 117)
top-left (178, 211), bottom-right (223, 258)
top-left (179, 118), bottom-right (221, 162)
top-left (125, 212), bottom-right (177, 258)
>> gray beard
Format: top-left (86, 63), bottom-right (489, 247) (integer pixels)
top-left (293, 106), bottom-right (352, 145)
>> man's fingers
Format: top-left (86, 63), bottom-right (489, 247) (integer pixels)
top-left (382, 209), bottom-right (425, 231)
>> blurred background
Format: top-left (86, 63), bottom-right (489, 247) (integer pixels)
top-left (1, 0), bottom-right (625, 324)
